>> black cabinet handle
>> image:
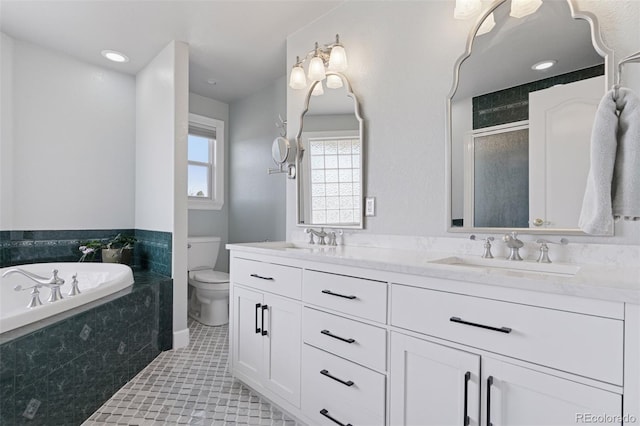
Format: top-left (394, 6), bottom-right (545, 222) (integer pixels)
top-left (463, 371), bottom-right (470, 426)
top-left (250, 273), bottom-right (274, 281)
top-left (321, 329), bottom-right (355, 344)
top-left (487, 376), bottom-right (493, 426)
top-left (261, 305), bottom-right (268, 336)
top-left (322, 289), bottom-right (357, 300)
top-left (319, 409), bottom-right (352, 426)
top-left (450, 317), bottom-right (512, 334)
top-left (320, 369), bottom-right (355, 387)
top-left (255, 303), bottom-right (261, 334)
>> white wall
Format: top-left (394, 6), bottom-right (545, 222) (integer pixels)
top-left (286, 0), bottom-right (640, 245)
top-left (188, 92), bottom-right (231, 272)
top-left (1, 34), bottom-right (135, 230)
top-left (0, 33), bottom-right (14, 230)
top-left (229, 76), bottom-right (287, 245)
top-left (135, 41), bottom-right (190, 348)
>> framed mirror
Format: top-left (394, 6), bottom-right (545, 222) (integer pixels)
top-left (447, 0), bottom-right (613, 234)
top-left (296, 72), bottom-right (364, 229)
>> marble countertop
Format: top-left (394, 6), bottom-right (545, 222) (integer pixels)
top-left (227, 241), bottom-right (640, 304)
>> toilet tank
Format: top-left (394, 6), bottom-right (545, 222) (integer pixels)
top-left (187, 237), bottom-right (221, 270)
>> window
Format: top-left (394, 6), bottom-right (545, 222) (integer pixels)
top-left (188, 113), bottom-right (224, 210)
top-left (308, 135), bottom-right (361, 225)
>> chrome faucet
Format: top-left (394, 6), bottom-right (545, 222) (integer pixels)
top-left (470, 235), bottom-right (494, 258)
top-left (3, 268), bottom-right (66, 304)
top-left (305, 227), bottom-right (328, 245)
top-left (2, 268), bottom-right (65, 286)
top-left (535, 238), bottom-right (569, 263)
top-left (503, 232), bottom-right (524, 261)
top-left (325, 230), bottom-right (344, 246)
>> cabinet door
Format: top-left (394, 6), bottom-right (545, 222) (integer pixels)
top-left (483, 357), bottom-right (621, 426)
top-left (390, 332), bottom-right (480, 426)
top-left (263, 293), bottom-right (302, 407)
top-left (232, 286), bottom-right (264, 388)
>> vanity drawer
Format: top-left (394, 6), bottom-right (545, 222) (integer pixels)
top-left (391, 284), bottom-right (624, 385)
top-left (303, 307), bottom-right (387, 371)
top-left (231, 257), bottom-right (302, 299)
top-left (302, 344), bottom-right (385, 426)
top-left (303, 270), bottom-right (387, 323)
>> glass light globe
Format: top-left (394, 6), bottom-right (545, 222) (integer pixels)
top-left (454, 0), bottom-right (481, 19)
top-left (308, 56), bottom-right (326, 81)
top-left (476, 12), bottom-right (495, 36)
top-left (328, 45), bottom-right (348, 72)
top-left (289, 65), bottom-right (307, 89)
top-left (326, 74), bottom-right (343, 89)
top-left (311, 82), bottom-right (324, 96)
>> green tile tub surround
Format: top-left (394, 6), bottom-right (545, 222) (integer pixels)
top-left (0, 229), bottom-right (172, 276)
top-left (0, 271), bottom-right (173, 426)
top-left (472, 64), bottom-right (604, 129)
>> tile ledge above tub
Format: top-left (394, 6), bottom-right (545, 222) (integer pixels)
top-left (226, 241), bottom-right (640, 305)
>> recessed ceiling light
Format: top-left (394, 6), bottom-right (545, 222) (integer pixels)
top-left (532, 60), bottom-right (557, 71)
top-left (101, 50), bottom-right (129, 63)
top-left (206, 78), bottom-right (217, 85)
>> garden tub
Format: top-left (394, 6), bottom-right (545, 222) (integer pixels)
top-left (0, 262), bottom-right (134, 334)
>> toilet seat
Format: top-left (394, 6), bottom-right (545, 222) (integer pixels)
top-left (188, 270), bottom-right (229, 291)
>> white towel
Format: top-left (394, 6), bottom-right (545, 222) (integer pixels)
top-left (579, 87), bottom-right (640, 235)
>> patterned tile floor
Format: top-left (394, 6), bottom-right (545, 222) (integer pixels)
top-left (83, 320), bottom-right (298, 425)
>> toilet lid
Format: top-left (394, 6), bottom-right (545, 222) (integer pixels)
top-left (190, 270), bottom-right (229, 283)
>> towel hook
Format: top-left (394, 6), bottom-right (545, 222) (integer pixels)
top-left (613, 50), bottom-right (640, 100)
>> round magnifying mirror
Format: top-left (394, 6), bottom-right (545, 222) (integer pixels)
top-left (272, 136), bottom-right (290, 165)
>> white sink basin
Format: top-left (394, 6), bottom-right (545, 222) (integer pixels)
top-left (430, 256), bottom-right (580, 277)
top-left (246, 241), bottom-right (316, 251)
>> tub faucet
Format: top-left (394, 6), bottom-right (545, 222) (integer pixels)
top-left (503, 232), bottom-right (524, 261)
top-left (3, 268), bottom-right (65, 303)
top-left (2, 268), bottom-right (65, 286)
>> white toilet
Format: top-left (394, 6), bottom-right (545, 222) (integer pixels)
top-left (187, 236), bottom-right (230, 326)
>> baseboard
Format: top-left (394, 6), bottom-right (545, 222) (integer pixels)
top-left (173, 327), bottom-right (190, 349)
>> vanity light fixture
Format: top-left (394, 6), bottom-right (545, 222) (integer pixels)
top-left (532, 59), bottom-right (557, 71)
top-left (288, 34), bottom-right (348, 90)
top-left (510, 0), bottom-right (542, 18)
top-left (454, 0), bottom-right (481, 19)
top-left (101, 49), bottom-right (129, 63)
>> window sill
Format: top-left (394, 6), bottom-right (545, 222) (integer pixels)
top-left (188, 199), bottom-right (223, 211)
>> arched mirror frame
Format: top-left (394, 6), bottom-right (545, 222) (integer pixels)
top-left (295, 71), bottom-right (365, 229)
top-left (445, 0), bottom-right (614, 235)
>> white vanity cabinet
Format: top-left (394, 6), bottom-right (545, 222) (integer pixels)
top-left (301, 269), bottom-right (388, 426)
top-left (390, 281), bottom-right (625, 426)
top-left (230, 256), bottom-right (303, 409)
top-left (481, 357), bottom-right (620, 426)
top-left (228, 245), bottom-right (638, 426)
top-left (390, 332), bottom-right (481, 426)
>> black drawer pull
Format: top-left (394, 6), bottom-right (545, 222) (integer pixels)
top-left (320, 409), bottom-right (352, 426)
top-left (250, 273), bottom-right (274, 281)
top-left (463, 371), bottom-right (470, 426)
top-left (255, 303), bottom-right (261, 334)
top-left (321, 329), bottom-right (356, 344)
top-left (322, 289), bottom-right (356, 300)
top-left (261, 305), bottom-right (268, 336)
top-left (450, 317), bottom-right (512, 334)
top-left (487, 376), bottom-right (494, 426)
top-left (320, 369), bottom-right (355, 387)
